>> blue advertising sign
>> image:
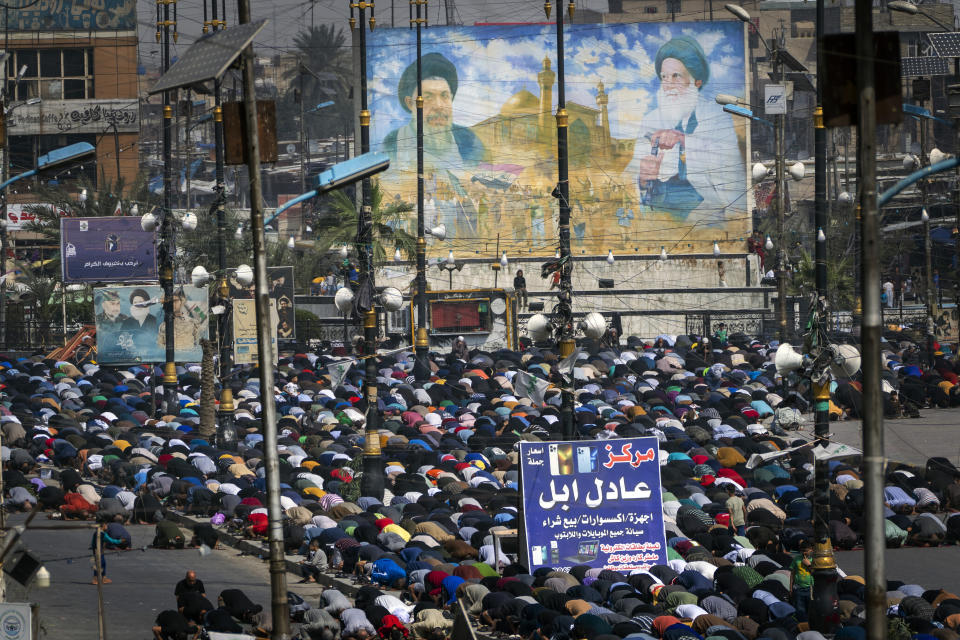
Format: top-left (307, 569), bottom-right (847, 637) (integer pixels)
top-left (5, 0), bottom-right (135, 31)
top-left (519, 437), bottom-right (667, 573)
top-left (94, 285), bottom-right (209, 364)
top-left (61, 218), bottom-right (157, 283)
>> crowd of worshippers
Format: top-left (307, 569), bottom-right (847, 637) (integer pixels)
top-left (4, 330), bottom-right (960, 638)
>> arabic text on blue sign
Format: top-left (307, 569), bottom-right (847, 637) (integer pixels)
top-left (520, 437), bottom-right (667, 573)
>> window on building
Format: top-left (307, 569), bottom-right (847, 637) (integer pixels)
top-left (7, 48), bottom-right (94, 101)
top-left (644, 5), bottom-right (658, 13)
top-left (666, 0), bottom-right (681, 14)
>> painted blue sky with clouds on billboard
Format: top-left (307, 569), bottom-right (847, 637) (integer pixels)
top-left (367, 21), bottom-right (746, 144)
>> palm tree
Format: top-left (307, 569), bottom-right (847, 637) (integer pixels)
top-left (790, 249), bottom-right (855, 313)
top-left (23, 175), bottom-right (155, 253)
top-left (320, 182), bottom-right (416, 266)
top-left (282, 25), bottom-right (352, 141)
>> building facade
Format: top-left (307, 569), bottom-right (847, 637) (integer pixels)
top-left (3, 0), bottom-right (139, 223)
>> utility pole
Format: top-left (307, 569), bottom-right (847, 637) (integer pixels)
top-left (412, 0), bottom-right (430, 380)
top-left (809, 0), bottom-right (839, 630)
top-left (0, 97), bottom-right (7, 351)
top-left (185, 92), bottom-right (192, 209)
top-left (238, 0), bottom-right (291, 635)
top-left (773, 35), bottom-right (788, 343)
top-left (921, 113), bottom-right (935, 368)
top-left (856, 0), bottom-right (886, 636)
top-left (349, 0), bottom-right (385, 501)
top-left (157, 0), bottom-right (179, 414)
top-left (204, 0), bottom-right (233, 440)
top-left (547, 0), bottom-right (575, 440)
top-left (298, 71), bottom-right (306, 199)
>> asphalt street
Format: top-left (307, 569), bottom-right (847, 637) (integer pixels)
top-left (835, 547), bottom-right (960, 594)
top-left (804, 405), bottom-right (960, 468)
top-left (5, 516), bottom-right (321, 640)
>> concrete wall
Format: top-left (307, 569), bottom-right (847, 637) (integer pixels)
top-left (375, 252), bottom-right (770, 339)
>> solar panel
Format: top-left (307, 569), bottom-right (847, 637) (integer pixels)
top-left (149, 19), bottom-right (268, 95)
top-left (929, 32), bottom-right (960, 58)
top-left (901, 56), bottom-right (950, 76)
top-left (775, 48), bottom-right (808, 73)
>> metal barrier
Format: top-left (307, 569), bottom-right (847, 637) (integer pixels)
top-left (0, 320), bottom-right (71, 352)
top-left (685, 311), bottom-right (775, 340)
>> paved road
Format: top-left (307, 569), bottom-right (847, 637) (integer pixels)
top-left (835, 546), bottom-right (960, 593)
top-left (804, 405), bottom-right (960, 468)
top-left (6, 516), bottom-right (321, 640)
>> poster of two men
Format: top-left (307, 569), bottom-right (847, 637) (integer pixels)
top-left (368, 21), bottom-right (749, 257)
top-left (94, 285), bottom-right (209, 364)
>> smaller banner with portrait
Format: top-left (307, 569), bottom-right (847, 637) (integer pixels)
top-left (519, 437), bottom-right (667, 573)
top-left (233, 298), bottom-right (278, 365)
top-left (229, 265), bottom-right (295, 347)
top-left (94, 285), bottom-right (209, 364)
top-left (61, 217), bottom-right (157, 283)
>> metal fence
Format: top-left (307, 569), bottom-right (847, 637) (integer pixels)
top-left (1, 320), bottom-right (73, 353)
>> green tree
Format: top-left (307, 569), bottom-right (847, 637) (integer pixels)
top-left (789, 249), bottom-right (855, 313)
top-left (23, 175), bottom-right (155, 261)
top-left (321, 182), bottom-right (416, 267)
top-left (17, 176), bottom-right (155, 330)
top-left (279, 25), bottom-right (352, 142)
top-left (8, 259), bottom-right (63, 347)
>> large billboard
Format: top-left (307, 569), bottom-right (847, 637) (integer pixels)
top-left (61, 218), bottom-right (157, 283)
top-left (94, 285), bottom-right (209, 364)
top-left (520, 437), bottom-right (667, 573)
top-left (368, 22), bottom-right (749, 257)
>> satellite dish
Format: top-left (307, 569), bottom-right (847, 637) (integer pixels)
top-left (774, 343), bottom-right (805, 375)
top-left (191, 265), bottom-right (211, 288)
top-left (752, 162), bottom-right (769, 183)
top-left (235, 264), bottom-right (254, 286)
top-left (380, 287), bottom-right (403, 312)
top-left (181, 212), bottom-right (198, 231)
top-left (581, 312), bottom-right (606, 340)
top-left (427, 224), bottom-right (446, 241)
top-left (140, 212), bottom-right (158, 232)
top-left (527, 313), bottom-right (550, 341)
top-left (788, 161), bottom-right (805, 181)
top-left (830, 344), bottom-right (861, 378)
top-left (334, 287), bottom-right (355, 314)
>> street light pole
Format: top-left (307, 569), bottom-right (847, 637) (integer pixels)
top-left (773, 39), bottom-right (788, 343)
top-left (238, 0), bottom-right (291, 635)
top-left (809, 0), bottom-right (839, 629)
top-left (856, 0), bottom-right (886, 635)
top-left (547, 0), bottom-right (575, 440)
top-left (412, 0), bottom-right (430, 380)
top-left (724, 4), bottom-right (787, 342)
top-left (203, 0), bottom-right (234, 441)
top-left (158, 0), bottom-right (179, 414)
top-left (349, 0), bottom-right (385, 501)
top-left (0, 99), bottom-right (7, 352)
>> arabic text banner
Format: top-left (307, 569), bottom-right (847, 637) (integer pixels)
top-left (61, 218), bottom-right (158, 283)
top-left (94, 285), bottom-right (209, 364)
top-left (520, 437), bottom-right (667, 573)
top-left (368, 21), bottom-right (748, 257)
